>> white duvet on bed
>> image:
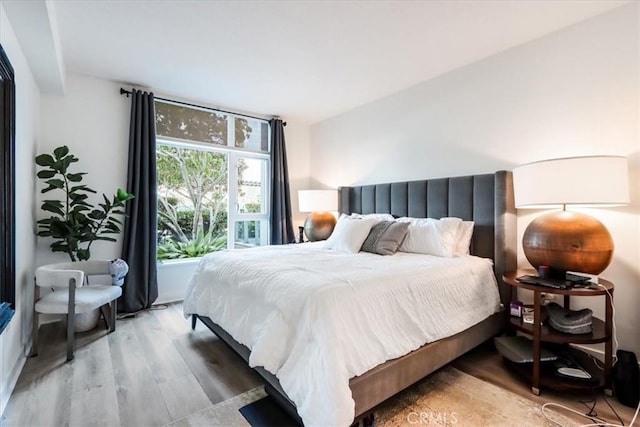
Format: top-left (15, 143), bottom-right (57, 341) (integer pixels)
top-left (183, 243), bottom-right (500, 427)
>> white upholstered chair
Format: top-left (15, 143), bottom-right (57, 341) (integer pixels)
top-left (31, 261), bottom-right (122, 361)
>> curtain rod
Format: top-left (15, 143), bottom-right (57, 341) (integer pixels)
top-left (119, 88), bottom-right (284, 125)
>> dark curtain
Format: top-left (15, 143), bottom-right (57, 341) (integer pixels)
top-left (120, 90), bottom-right (158, 313)
top-left (270, 119), bottom-right (295, 244)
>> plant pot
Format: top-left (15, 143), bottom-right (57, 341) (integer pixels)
top-left (74, 308), bottom-right (100, 332)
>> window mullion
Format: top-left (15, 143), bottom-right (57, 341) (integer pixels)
top-left (260, 157), bottom-right (270, 245)
top-left (227, 118), bottom-right (235, 148)
top-left (227, 152), bottom-right (238, 249)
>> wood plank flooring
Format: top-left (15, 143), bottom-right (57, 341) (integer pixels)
top-left (2, 302), bottom-right (636, 426)
top-left (2, 303), bottom-right (262, 427)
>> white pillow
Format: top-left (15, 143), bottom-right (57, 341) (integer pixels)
top-left (454, 220), bottom-right (475, 256)
top-left (395, 216), bottom-right (431, 225)
top-left (397, 217), bottom-right (462, 257)
top-left (351, 212), bottom-right (395, 221)
top-left (324, 215), bottom-right (378, 253)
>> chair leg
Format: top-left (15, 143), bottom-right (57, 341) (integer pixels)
top-left (191, 314), bottom-right (197, 330)
top-left (66, 313), bottom-right (75, 361)
top-left (66, 277), bottom-right (76, 362)
top-left (30, 284), bottom-right (40, 357)
top-left (100, 304), bottom-right (110, 331)
top-left (30, 311), bottom-right (39, 357)
top-left (101, 301), bottom-right (117, 333)
top-left (111, 300), bottom-right (117, 333)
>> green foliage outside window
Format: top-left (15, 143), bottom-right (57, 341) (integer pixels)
top-left (157, 231), bottom-right (227, 260)
top-left (158, 210), bottom-right (227, 240)
top-left (156, 146), bottom-right (230, 259)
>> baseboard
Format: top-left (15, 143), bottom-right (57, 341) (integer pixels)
top-left (154, 295), bottom-right (183, 305)
top-left (0, 348), bottom-right (27, 418)
top-left (572, 344), bottom-right (640, 369)
top-left (572, 343), bottom-right (605, 360)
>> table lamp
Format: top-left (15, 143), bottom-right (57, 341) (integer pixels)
top-left (513, 156), bottom-right (629, 277)
top-left (298, 189), bottom-right (338, 241)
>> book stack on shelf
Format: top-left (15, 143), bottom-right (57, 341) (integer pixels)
top-left (0, 302), bottom-right (15, 334)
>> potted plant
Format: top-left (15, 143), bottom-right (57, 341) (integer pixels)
top-left (35, 145), bottom-right (134, 331)
top-left (35, 145), bottom-right (134, 262)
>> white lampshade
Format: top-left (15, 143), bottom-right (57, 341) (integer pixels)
top-left (298, 190), bottom-right (338, 213)
top-left (513, 156), bottom-right (629, 209)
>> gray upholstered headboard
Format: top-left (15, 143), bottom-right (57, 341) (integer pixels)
top-left (338, 170), bottom-right (517, 308)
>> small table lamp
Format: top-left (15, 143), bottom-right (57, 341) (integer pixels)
top-left (513, 156), bottom-right (629, 277)
top-left (298, 189), bottom-right (338, 241)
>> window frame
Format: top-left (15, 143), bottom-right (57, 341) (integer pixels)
top-left (155, 108), bottom-right (271, 260)
top-left (228, 151), bottom-right (271, 248)
top-left (0, 44), bottom-right (15, 312)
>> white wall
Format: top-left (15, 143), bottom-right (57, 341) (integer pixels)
top-left (282, 119), bottom-right (311, 234)
top-left (310, 4), bottom-right (640, 356)
top-left (0, 3), bottom-right (40, 415)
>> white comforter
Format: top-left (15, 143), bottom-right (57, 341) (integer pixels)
top-left (183, 244), bottom-right (500, 427)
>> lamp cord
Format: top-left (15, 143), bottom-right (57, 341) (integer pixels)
top-left (599, 284), bottom-right (620, 365)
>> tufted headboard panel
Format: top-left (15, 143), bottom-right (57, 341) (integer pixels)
top-left (338, 170), bottom-right (517, 308)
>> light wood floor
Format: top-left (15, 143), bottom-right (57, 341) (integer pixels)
top-left (2, 303), bottom-right (262, 427)
top-left (2, 302), bottom-right (636, 426)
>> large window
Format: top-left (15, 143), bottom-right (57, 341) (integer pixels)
top-left (155, 100), bottom-right (270, 260)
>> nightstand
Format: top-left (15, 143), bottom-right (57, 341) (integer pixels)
top-left (502, 269), bottom-right (613, 396)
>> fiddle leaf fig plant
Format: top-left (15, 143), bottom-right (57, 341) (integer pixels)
top-left (35, 145), bottom-right (135, 262)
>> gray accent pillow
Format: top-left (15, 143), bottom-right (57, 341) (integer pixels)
top-left (361, 221), bottom-right (410, 255)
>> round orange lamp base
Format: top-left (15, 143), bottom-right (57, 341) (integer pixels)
top-left (522, 211), bottom-right (613, 275)
top-left (303, 212), bottom-right (336, 242)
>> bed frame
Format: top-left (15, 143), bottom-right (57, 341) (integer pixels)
top-left (192, 170), bottom-right (516, 425)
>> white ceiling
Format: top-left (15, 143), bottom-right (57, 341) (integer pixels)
top-left (9, 0), bottom-right (630, 124)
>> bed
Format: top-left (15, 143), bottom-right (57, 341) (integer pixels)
top-left (184, 170), bottom-right (516, 426)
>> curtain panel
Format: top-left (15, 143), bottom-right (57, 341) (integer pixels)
top-left (120, 90), bottom-right (158, 313)
top-left (269, 119), bottom-right (295, 245)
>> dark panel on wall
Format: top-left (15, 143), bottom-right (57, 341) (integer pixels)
top-left (471, 174), bottom-right (495, 257)
top-left (361, 185), bottom-right (376, 214)
top-left (338, 186), bottom-right (350, 215)
top-left (427, 179), bottom-right (448, 218)
top-left (390, 182), bottom-right (408, 217)
top-left (350, 187), bottom-right (362, 215)
top-left (448, 176), bottom-right (474, 220)
top-left (375, 184), bottom-right (391, 213)
top-left (407, 181), bottom-right (427, 218)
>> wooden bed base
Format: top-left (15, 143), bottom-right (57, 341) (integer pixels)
top-left (193, 311), bottom-right (504, 423)
top-left (190, 171), bottom-right (516, 424)
top-left (194, 314), bottom-right (304, 423)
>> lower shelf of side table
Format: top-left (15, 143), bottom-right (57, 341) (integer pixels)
top-left (503, 345), bottom-right (605, 394)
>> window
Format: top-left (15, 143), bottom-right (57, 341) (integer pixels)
top-left (155, 100), bottom-right (270, 260)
